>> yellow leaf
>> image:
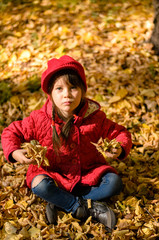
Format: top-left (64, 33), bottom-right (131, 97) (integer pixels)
top-left (16, 200), bottom-right (28, 210)
top-left (108, 95), bottom-right (121, 104)
top-left (18, 218), bottom-right (29, 227)
top-left (14, 31), bottom-right (22, 37)
top-left (117, 219), bottom-right (133, 230)
top-left (124, 68), bottom-right (133, 74)
top-left (118, 162), bottom-right (127, 172)
top-left (0, 51), bottom-right (9, 62)
top-left (40, 25), bottom-right (46, 34)
top-left (125, 196), bottom-right (138, 209)
top-left (44, 9), bottom-right (53, 15)
top-left (71, 221), bottom-right (83, 232)
top-left (140, 89), bottom-right (155, 98)
top-left (19, 227), bottom-right (30, 239)
top-left (55, 45), bottom-right (65, 56)
top-left (94, 94), bottom-right (104, 102)
top-left (12, 81), bottom-right (28, 92)
top-left (10, 96), bottom-right (20, 106)
top-left (27, 97), bottom-right (44, 111)
top-left (109, 66), bottom-right (118, 72)
top-left (137, 183), bottom-right (148, 195)
top-left (3, 234), bottom-right (22, 240)
top-left (125, 181), bottom-right (136, 194)
top-left (113, 229), bottom-right (130, 237)
top-left (5, 199), bottom-right (14, 209)
top-left (2, 163), bottom-right (14, 174)
top-left (28, 227), bottom-right (41, 238)
top-left (142, 227), bottom-right (153, 237)
top-left (71, 50), bottom-right (82, 58)
top-left (59, 26), bottom-right (70, 35)
top-left (85, 216), bottom-right (92, 225)
top-left (117, 99), bottom-right (132, 109)
top-left (142, 123), bottom-right (150, 129)
top-left (154, 180), bottom-right (159, 190)
top-left (19, 50), bottom-right (31, 62)
top-left (8, 54), bottom-right (17, 67)
top-left (135, 201), bottom-right (144, 216)
top-left (83, 32), bottom-right (93, 43)
top-left (87, 199), bottom-right (92, 209)
top-left (4, 222), bottom-right (17, 234)
top-left (117, 88), bottom-right (128, 98)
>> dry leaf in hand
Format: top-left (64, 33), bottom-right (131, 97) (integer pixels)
top-left (91, 137), bottom-right (121, 159)
top-left (21, 140), bottom-right (49, 168)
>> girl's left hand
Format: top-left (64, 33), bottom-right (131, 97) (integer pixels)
top-left (104, 146), bottom-right (122, 159)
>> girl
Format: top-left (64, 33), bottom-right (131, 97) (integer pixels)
top-left (1, 55), bottom-right (132, 230)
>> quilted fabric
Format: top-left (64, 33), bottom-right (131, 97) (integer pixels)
top-left (1, 98), bottom-right (132, 192)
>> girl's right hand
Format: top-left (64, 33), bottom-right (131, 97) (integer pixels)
top-left (104, 146), bottom-right (122, 159)
top-left (12, 149), bottom-right (34, 164)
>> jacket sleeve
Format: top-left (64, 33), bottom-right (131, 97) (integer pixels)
top-left (99, 111), bottom-right (132, 160)
top-left (1, 112), bottom-right (37, 162)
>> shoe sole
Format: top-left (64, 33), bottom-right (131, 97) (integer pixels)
top-left (91, 201), bottom-right (116, 229)
top-left (46, 203), bottom-right (57, 224)
top-left (105, 205), bottom-right (116, 229)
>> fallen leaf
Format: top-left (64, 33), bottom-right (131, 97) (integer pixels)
top-left (19, 50), bottom-right (31, 62)
top-left (4, 200), bottom-right (14, 210)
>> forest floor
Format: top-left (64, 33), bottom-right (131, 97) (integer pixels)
top-left (0, 0), bottom-right (159, 239)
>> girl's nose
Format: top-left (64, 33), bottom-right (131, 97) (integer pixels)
top-left (64, 87), bottom-right (71, 97)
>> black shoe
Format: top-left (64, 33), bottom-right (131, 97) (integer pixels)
top-left (74, 200), bottom-right (89, 220)
top-left (46, 203), bottom-right (57, 224)
top-left (89, 201), bottom-right (116, 230)
top-left (74, 199), bottom-right (116, 230)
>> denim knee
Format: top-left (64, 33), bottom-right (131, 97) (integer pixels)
top-left (31, 176), bottom-right (79, 213)
top-left (31, 177), bottom-right (55, 196)
top-left (102, 172), bottom-right (123, 196)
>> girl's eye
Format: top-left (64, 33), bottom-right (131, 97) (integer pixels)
top-left (56, 87), bottom-right (62, 90)
top-left (71, 86), bottom-right (77, 89)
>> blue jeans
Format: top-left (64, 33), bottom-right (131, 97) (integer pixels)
top-left (31, 172), bottom-right (122, 214)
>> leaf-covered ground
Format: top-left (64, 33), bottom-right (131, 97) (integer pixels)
top-left (0, 0), bottom-right (159, 239)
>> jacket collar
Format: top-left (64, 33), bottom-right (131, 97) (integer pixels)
top-left (74, 99), bottom-right (100, 126)
top-left (83, 99), bottom-right (100, 118)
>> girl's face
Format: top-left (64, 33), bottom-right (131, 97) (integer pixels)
top-left (51, 75), bottom-right (82, 118)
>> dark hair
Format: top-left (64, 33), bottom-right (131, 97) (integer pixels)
top-left (48, 69), bottom-right (86, 151)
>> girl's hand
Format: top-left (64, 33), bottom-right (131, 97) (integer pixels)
top-left (12, 149), bottom-right (34, 164)
top-left (104, 146), bottom-right (122, 159)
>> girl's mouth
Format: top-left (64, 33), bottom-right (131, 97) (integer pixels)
top-left (63, 101), bottom-right (72, 105)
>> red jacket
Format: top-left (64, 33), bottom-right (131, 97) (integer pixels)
top-left (1, 98), bottom-right (132, 192)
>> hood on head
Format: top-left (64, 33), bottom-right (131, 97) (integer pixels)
top-left (41, 55), bottom-right (87, 94)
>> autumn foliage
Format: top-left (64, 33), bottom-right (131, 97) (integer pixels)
top-left (0, 0), bottom-right (159, 239)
